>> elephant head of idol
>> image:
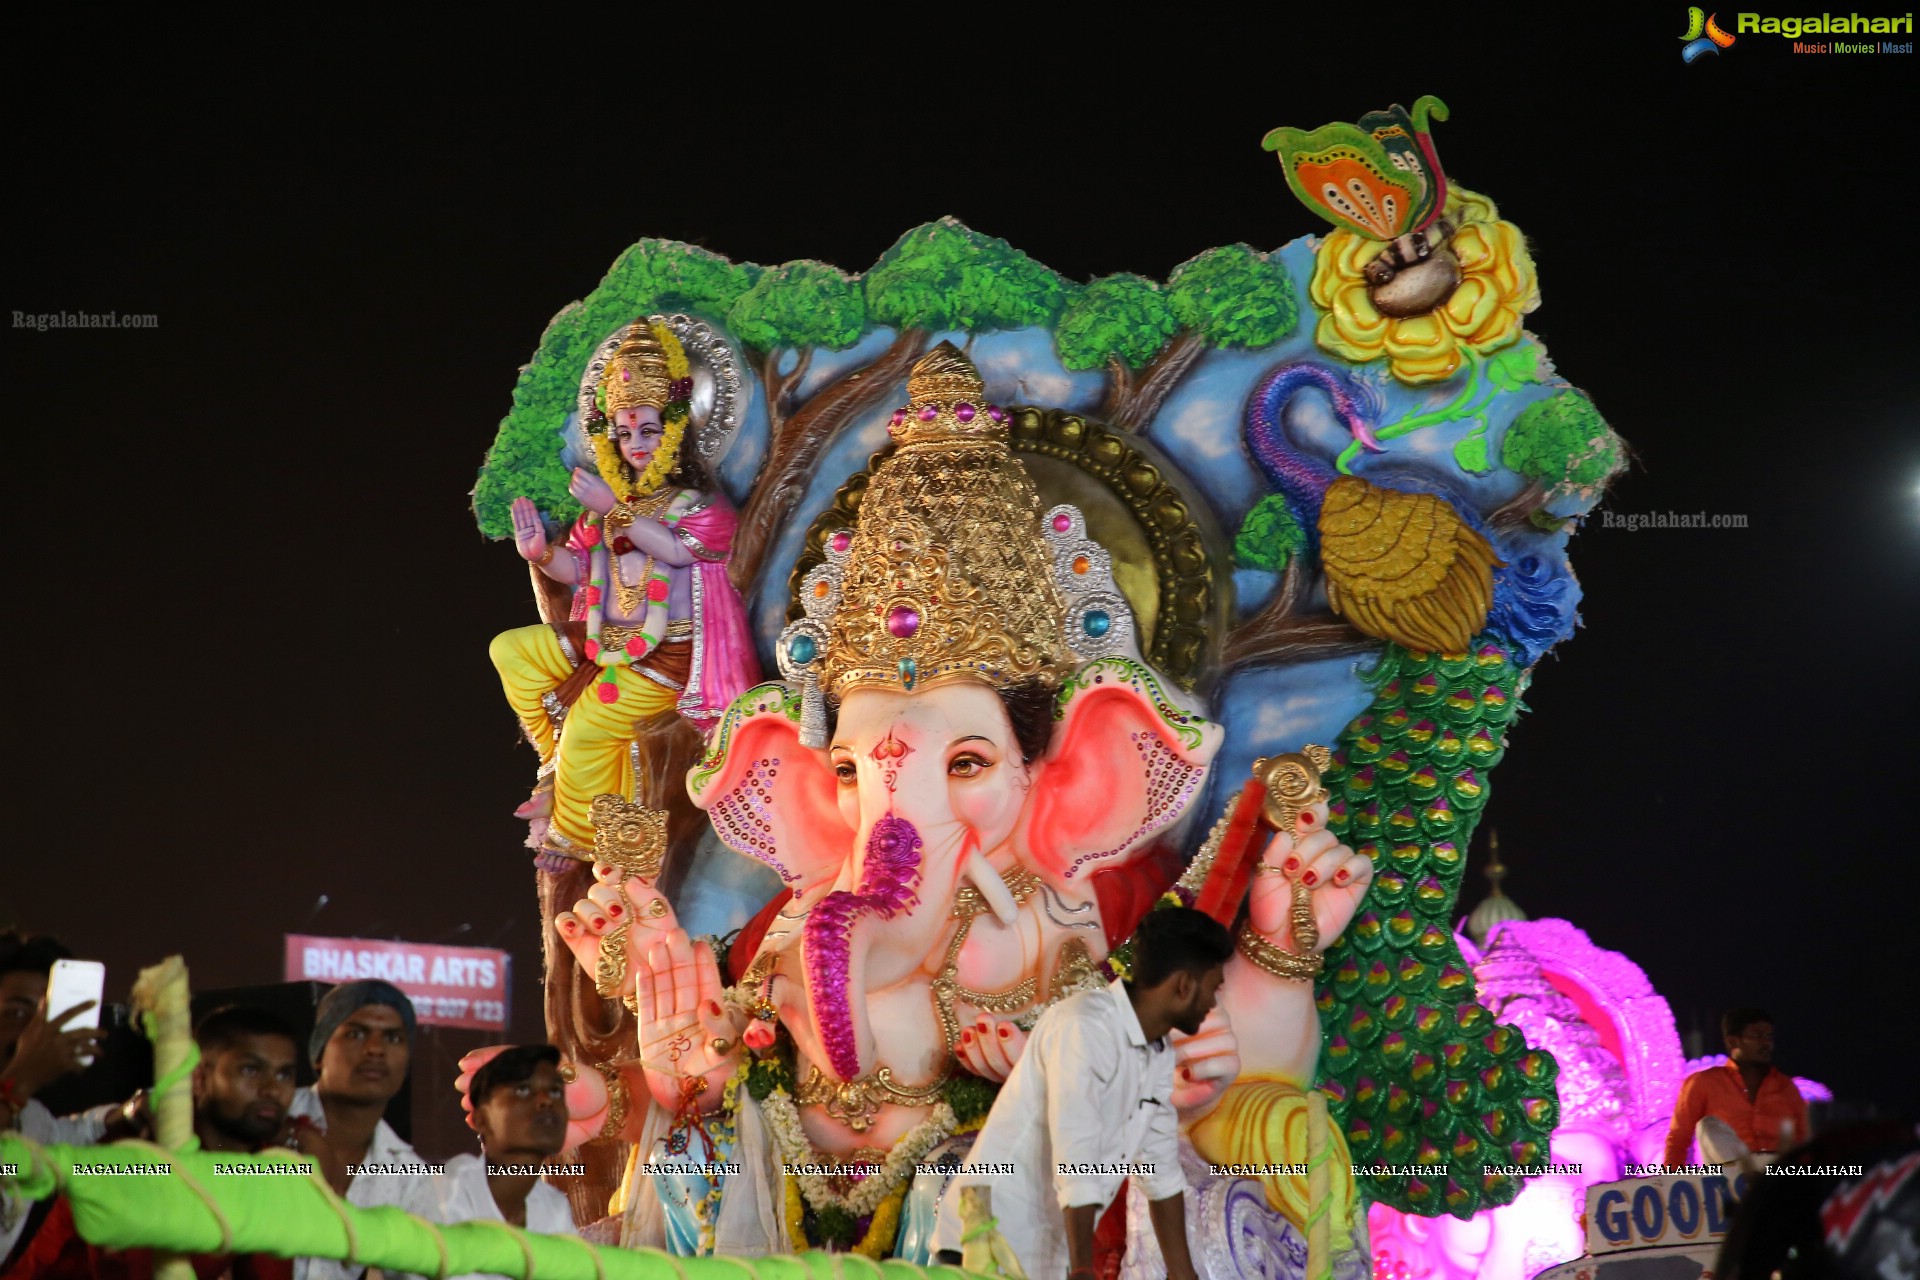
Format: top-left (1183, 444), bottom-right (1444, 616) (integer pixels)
top-left (687, 344), bottom-right (1222, 1084)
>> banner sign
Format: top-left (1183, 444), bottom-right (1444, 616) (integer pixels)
top-left (284, 935), bottom-right (510, 1031)
top-left (1584, 1173), bottom-right (1745, 1257)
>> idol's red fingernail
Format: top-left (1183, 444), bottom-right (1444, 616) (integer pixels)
top-left (962, 1030), bottom-right (973, 1042)
top-left (1300, 812), bottom-right (1315, 826)
top-left (1283, 857), bottom-right (1300, 872)
top-left (999, 1026), bottom-right (1011, 1039)
top-left (1334, 868), bottom-right (1349, 883)
top-left (1302, 871), bottom-right (1318, 886)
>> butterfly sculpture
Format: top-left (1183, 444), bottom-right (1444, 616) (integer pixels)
top-left (1264, 95), bottom-right (1465, 317)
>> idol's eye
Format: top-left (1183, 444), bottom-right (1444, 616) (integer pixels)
top-left (948, 754), bottom-right (991, 779)
top-left (833, 760), bottom-right (857, 786)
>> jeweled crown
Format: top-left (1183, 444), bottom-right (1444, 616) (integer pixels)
top-left (831, 346), bottom-right (1070, 698)
top-left (887, 342), bottom-right (1013, 445)
top-left (777, 346), bottom-right (1139, 743)
top-left (601, 320), bottom-right (674, 412)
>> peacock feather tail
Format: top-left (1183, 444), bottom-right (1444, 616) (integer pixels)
top-left (1315, 632), bottom-right (1559, 1219)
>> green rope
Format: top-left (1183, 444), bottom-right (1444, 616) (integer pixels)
top-left (1303, 1136), bottom-right (1334, 1280)
top-left (139, 1012), bottom-right (201, 1107)
top-left (0, 1134), bottom-right (1000, 1277)
top-left (958, 1215), bottom-right (1000, 1244)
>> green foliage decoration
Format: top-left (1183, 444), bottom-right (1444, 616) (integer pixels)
top-left (727, 260), bottom-right (867, 353)
top-left (1234, 494), bottom-right (1307, 572)
top-left (1316, 636), bottom-right (1560, 1219)
top-left (864, 217), bottom-right (1070, 334)
top-left (1055, 274), bottom-right (1178, 371)
top-left (1166, 244), bottom-right (1299, 349)
top-left (1501, 390), bottom-right (1623, 498)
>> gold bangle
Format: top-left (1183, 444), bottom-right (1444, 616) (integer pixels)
top-left (534, 544), bottom-right (556, 567)
top-left (1237, 921), bottom-right (1324, 982)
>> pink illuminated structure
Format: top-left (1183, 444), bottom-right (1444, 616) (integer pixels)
top-left (1367, 912), bottom-right (1828, 1279)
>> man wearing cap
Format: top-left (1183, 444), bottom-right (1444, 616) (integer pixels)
top-left (292, 981), bottom-right (432, 1280)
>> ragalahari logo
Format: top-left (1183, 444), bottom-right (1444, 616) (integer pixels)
top-left (1681, 7), bottom-right (1738, 59)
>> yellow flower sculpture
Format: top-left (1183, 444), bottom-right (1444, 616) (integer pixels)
top-left (1309, 187), bottom-right (1539, 385)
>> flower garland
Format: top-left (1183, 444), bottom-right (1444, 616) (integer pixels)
top-left (686, 1057), bottom-right (753, 1256)
top-left (784, 1173), bottom-right (909, 1259)
top-left (762, 1084), bottom-right (956, 1249)
top-left (588, 322), bottom-right (694, 503)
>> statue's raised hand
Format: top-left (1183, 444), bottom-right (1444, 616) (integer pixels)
top-left (568, 467), bottom-right (619, 516)
top-left (510, 497), bottom-right (548, 564)
top-left (1248, 800), bottom-right (1373, 953)
top-left (635, 929), bottom-right (744, 1113)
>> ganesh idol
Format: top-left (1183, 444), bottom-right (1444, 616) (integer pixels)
top-left (544, 345), bottom-right (1375, 1262)
top-left (491, 317), bottom-right (760, 863)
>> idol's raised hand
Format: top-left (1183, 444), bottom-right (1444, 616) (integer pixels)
top-left (568, 467), bottom-right (619, 516)
top-left (509, 497), bottom-right (548, 563)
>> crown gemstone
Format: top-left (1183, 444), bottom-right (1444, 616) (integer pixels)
top-left (1083, 610), bottom-right (1112, 638)
top-left (622, 369), bottom-right (632, 382)
top-left (788, 634), bottom-right (818, 664)
top-left (954, 402), bottom-right (976, 422)
top-left (988, 405), bottom-right (1007, 424)
top-left (918, 405), bottom-right (940, 422)
top-left (830, 531), bottom-right (852, 553)
top-left (1052, 513), bottom-right (1073, 533)
top-left (887, 606), bottom-right (921, 638)
top-left (899, 657), bottom-right (918, 690)
top-left (890, 409), bottom-right (906, 427)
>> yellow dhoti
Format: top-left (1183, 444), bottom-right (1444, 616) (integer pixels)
top-left (490, 623), bottom-right (685, 852)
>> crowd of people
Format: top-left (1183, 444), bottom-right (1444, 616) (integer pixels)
top-left (0, 935), bottom-right (574, 1280)
top-left (4, 927), bottom-right (1913, 1280)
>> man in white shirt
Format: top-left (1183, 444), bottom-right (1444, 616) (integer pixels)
top-left (291, 980), bottom-right (432, 1280)
top-left (400, 1043), bottom-right (576, 1276)
top-left (931, 907), bottom-right (1234, 1280)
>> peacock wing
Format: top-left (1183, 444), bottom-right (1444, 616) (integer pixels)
top-left (1318, 476), bottom-right (1500, 655)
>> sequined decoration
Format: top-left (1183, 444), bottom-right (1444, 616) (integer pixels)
top-left (1063, 730), bottom-right (1206, 879)
top-left (705, 757), bottom-right (799, 884)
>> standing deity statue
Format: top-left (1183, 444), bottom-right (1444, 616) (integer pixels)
top-left (491, 318), bottom-right (760, 863)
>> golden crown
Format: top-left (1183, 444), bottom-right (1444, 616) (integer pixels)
top-left (777, 346), bottom-right (1138, 743)
top-left (601, 320), bottom-right (674, 412)
top-left (887, 341), bottom-right (1013, 446)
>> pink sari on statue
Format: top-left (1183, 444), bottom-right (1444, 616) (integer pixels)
top-left (667, 491), bottom-right (761, 729)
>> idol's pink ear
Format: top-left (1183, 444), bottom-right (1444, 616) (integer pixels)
top-left (687, 683), bottom-right (851, 892)
top-left (1018, 659), bottom-right (1223, 884)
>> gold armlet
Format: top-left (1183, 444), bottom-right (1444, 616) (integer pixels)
top-left (1237, 921), bottom-right (1324, 983)
top-left (534, 544), bottom-right (556, 567)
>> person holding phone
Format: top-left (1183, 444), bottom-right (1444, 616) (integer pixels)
top-left (0, 936), bottom-right (148, 1152)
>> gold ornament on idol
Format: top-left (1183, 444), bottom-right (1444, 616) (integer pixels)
top-left (821, 343), bottom-right (1074, 700)
top-left (589, 793), bottom-right (669, 882)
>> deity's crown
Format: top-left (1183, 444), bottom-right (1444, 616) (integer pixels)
top-left (778, 345), bottom-right (1136, 742)
top-left (600, 320), bottom-right (675, 412)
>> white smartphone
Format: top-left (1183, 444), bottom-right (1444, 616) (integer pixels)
top-left (46, 959), bottom-right (105, 1067)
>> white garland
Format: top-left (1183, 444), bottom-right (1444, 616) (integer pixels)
top-left (760, 1086), bottom-right (956, 1218)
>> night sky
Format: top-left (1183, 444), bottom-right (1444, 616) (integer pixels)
top-left (8, 17), bottom-right (1916, 1144)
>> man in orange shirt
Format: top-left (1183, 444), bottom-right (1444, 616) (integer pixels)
top-left (1663, 1007), bottom-right (1810, 1167)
